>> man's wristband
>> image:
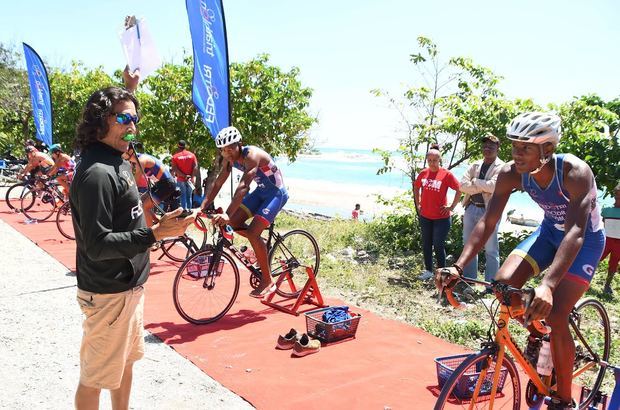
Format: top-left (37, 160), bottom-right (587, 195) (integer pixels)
top-left (453, 264), bottom-right (464, 277)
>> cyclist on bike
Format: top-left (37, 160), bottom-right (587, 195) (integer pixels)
top-left (48, 144), bottom-right (75, 200)
top-left (435, 112), bottom-right (605, 409)
top-left (201, 126), bottom-right (289, 298)
top-left (19, 145), bottom-right (54, 177)
top-left (122, 142), bottom-right (180, 226)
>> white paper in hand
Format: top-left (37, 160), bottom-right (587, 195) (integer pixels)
top-left (119, 18), bottom-right (161, 78)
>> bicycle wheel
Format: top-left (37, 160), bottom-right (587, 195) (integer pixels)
top-left (268, 229), bottom-right (320, 298)
top-left (5, 182), bottom-right (34, 211)
top-left (55, 201), bottom-right (74, 240)
top-left (21, 187), bottom-right (56, 221)
top-left (434, 348), bottom-right (521, 410)
top-left (570, 298), bottom-right (611, 408)
top-left (173, 248), bottom-right (240, 325)
top-left (161, 217), bottom-right (208, 262)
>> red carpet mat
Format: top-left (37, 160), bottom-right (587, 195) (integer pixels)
top-left (1, 201), bottom-right (465, 409)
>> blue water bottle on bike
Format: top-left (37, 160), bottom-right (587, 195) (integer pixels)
top-left (223, 225), bottom-right (234, 241)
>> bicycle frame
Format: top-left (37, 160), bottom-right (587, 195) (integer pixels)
top-left (476, 306), bottom-right (551, 408)
top-left (442, 276), bottom-right (606, 409)
top-left (206, 219), bottom-right (279, 277)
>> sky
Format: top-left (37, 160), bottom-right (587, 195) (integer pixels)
top-left (1, 0), bottom-right (619, 149)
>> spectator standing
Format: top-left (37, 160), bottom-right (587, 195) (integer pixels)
top-left (601, 183), bottom-right (620, 295)
top-left (171, 140), bottom-right (197, 209)
top-left (70, 68), bottom-right (193, 409)
top-left (459, 134), bottom-right (505, 283)
top-left (414, 145), bottom-right (461, 280)
top-left (352, 203), bottom-right (362, 221)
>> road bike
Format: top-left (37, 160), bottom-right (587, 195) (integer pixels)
top-left (18, 174), bottom-right (67, 222)
top-left (5, 176), bottom-right (35, 212)
top-left (434, 273), bottom-right (611, 409)
top-left (172, 209), bottom-right (320, 325)
top-left (55, 201), bottom-right (74, 240)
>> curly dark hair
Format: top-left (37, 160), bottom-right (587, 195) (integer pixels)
top-left (75, 87), bottom-right (139, 151)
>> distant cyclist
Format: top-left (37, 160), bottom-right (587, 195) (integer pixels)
top-left (48, 144), bottom-right (75, 200)
top-left (19, 145), bottom-right (54, 179)
top-left (435, 112), bottom-right (605, 409)
top-left (122, 142), bottom-right (180, 226)
top-left (200, 126), bottom-right (289, 298)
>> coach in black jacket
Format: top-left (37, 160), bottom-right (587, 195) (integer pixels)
top-left (70, 68), bottom-right (194, 409)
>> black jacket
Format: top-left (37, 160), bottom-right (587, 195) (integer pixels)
top-left (70, 142), bottom-right (156, 293)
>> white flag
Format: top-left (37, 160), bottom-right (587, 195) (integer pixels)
top-left (119, 17), bottom-right (161, 78)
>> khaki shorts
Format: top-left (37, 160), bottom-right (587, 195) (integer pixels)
top-left (76, 286), bottom-right (145, 390)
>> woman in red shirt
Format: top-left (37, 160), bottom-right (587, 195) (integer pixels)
top-left (413, 145), bottom-right (461, 280)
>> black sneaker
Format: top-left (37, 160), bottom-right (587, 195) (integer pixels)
top-left (603, 285), bottom-right (613, 296)
top-left (524, 336), bottom-right (542, 367)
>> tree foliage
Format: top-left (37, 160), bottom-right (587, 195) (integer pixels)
top-left (49, 62), bottom-right (115, 151)
top-left (373, 36), bottom-right (619, 197)
top-left (553, 95), bottom-right (620, 196)
top-left (0, 43), bottom-right (31, 152)
top-left (371, 36), bottom-right (522, 185)
top-left (0, 43), bottom-right (315, 178)
top-left (230, 54), bottom-right (315, 161)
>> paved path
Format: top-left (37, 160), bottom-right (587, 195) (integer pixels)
top-left (0, 216), bottom-right (252, 409)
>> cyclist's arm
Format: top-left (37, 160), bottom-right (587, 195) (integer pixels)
top-left (454, 163), bottom-right (517, 270)
top-left (541, 157), bottom-right (593, 292)
top-left (200, 162), bottom-right (230, 210)
top-left (20, 161), bottom-right (33, 177)
top-left (47, 158), bottom-right (60, 177)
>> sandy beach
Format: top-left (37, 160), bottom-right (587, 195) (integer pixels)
top-left (207, 173), bottom-right (539, 233)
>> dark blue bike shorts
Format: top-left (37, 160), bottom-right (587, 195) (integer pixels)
top-left (239, 186), bottom-right (288, 226)
top-left (510, 221), bottom-right (606, 286)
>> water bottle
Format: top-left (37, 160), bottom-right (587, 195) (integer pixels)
top-left (536, 334), bottom-right (553, 376)
top-left (223, 225), bottom-right (234, 241)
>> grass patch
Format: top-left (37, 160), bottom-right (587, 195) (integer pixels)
top-left (275, 211), bottom-right (620, 393)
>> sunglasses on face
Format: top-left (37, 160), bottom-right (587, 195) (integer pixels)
top-left (114, 112), bottom-right (140, 125)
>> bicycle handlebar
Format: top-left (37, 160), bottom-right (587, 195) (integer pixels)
top-left (438, 268), bottom-right (535, 311)
top-left (193, 207), bottom-right (224, 232)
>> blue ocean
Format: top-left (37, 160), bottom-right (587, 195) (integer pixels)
top-left (277, 147), bottom-right (613, 218)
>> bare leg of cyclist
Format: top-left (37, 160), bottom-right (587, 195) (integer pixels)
top-left (494, 253), bottom-right (535, 288)
top-left (546, 278), bottom-right (588, 404)
top-left (494, 255), bottom-right (547, 333)
top-left (58, 176), bottom-right (70, 200)
top-left (246, 217), bottom-right (273, 296)
top-left (227, 210), bottom-right (273, 297)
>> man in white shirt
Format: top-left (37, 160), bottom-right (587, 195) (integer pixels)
top-left (459, 134), bottom-right (505, 285)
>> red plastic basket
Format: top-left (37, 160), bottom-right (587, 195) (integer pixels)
top-left (305, 307), bottom-right (361, 343)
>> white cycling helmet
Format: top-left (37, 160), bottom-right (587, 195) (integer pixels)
top-left (506, 112), bottom-right (561, 146)
top-left (215, 126), bottom-right (242, 148)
